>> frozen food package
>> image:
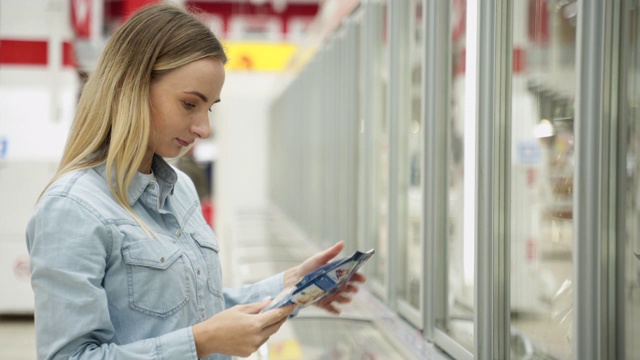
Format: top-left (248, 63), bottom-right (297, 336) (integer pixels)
top-left (261, 248), bottom-right (375, 313)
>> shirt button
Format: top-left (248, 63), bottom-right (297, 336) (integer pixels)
top-left (160, 257), bottom-right (165, 263)
top-left (148, 183), bottom-right (156, 190)
top-left (175, 230), bottom-right (182, 237)
top-left (200, 311), bottom-right (205, 319)
top-left (196, 268), bottom-right (201, 275)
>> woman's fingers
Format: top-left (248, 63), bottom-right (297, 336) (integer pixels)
top-left (349, 272), bottom-right (366, 283)
top-left (261, 310), bottom-right (290, 335)
top-left (308, 241), bottom-right (344, 268)
top-left (260, 304), bottom-right (296, 327)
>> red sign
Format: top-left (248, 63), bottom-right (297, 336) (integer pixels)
top-left (71, 0), bottom-right (92, 39)
top-left (0, 39), bottom-right (75, 67)
top-left (0, 40), bottom-right (47, 66)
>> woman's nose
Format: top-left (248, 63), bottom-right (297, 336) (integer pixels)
top-left (192, 113), bottom-right (211, 139)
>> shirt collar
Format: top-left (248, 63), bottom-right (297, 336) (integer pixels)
top-left (94, 155), bottom-right (177, 206)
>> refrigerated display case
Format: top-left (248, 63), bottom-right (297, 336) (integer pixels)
top-left (0, 161), bottom-right (58, 313)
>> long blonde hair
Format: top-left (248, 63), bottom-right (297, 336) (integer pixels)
top-left (44, 4), bottom-right (227, 226)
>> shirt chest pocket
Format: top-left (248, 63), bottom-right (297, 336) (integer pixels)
top-left (122, 240), bottom-right (189, 318)
top-left (191, 229), bottom-right (223, 299)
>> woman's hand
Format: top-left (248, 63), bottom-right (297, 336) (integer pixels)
top-left (284, 241), bottom-right (367, 314)
top-left (193, 299), bottom-right (296, 358)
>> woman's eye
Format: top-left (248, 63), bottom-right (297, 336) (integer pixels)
top-left (183, 101), bottom-right (196, 109)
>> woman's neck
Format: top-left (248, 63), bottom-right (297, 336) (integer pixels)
top-left (139, 151), bottom-right (154, 174)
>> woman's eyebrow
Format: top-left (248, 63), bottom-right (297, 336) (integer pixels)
top-left (184, 91), bottom-right (208, 103)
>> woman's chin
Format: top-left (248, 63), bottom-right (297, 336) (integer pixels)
top-left (157, 147), bottom-right (188, 160)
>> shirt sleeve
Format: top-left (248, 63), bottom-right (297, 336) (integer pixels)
top-left (223, 273), bottom-right (284, 307)
top-left (26, 194), bottom-right (198, 360)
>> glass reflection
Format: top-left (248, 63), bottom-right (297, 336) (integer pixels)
top-left (624, 1), bottom-right (640, 359)
top-left (444, 0), bottom-right (474, 352)
top-left (401, 0), bottom-right (424, 311)
top-left (372, 1), bottom-right (389, 289)
top-left (510, 1), bottom-right (576, 358)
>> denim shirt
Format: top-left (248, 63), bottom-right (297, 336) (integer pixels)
top-left (26, 156), bottom-right (284, 360)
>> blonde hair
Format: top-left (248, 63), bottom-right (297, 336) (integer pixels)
top-left (43, 4), bottom-right (227, 230)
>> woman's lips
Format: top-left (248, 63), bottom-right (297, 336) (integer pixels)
top-left (177, 139), bottom-right (191, 147)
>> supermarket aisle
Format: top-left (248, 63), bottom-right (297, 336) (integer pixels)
top-left (223, 208), bottom-right (452, 360)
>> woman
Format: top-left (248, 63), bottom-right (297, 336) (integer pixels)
top-left (26, 4), bottom-right (363, 359)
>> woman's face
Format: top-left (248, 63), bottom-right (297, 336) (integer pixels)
top-left (144, 57), bottom-right (225, 172)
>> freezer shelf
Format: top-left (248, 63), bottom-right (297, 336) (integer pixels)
top-left (266, 317), bottom-right (416, 360)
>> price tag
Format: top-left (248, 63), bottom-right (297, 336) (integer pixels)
top-left (0, 137), bottom-right (7, 159)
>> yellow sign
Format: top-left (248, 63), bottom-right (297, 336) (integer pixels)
top-left (223, 42), bottom-right (298, 71)
top-left (268, 339), bottom-right (303, 360)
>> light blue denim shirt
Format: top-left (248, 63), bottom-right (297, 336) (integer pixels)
top-left (26, 155), bottom-right (284, 360)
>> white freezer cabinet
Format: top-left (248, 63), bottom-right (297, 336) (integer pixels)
top-left (0, 161), bottom-right (58, 314)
